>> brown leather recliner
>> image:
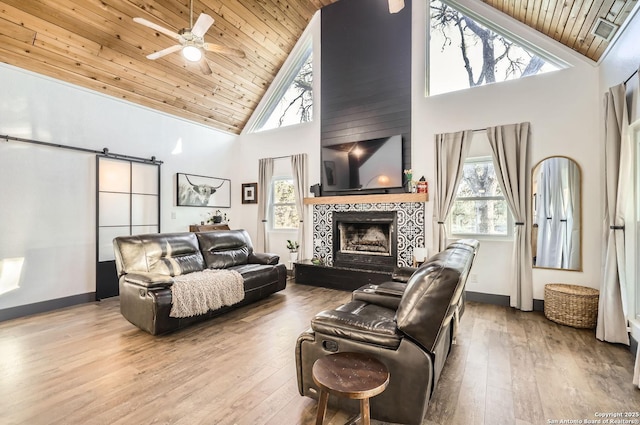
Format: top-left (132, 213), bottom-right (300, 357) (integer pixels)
top-left (295, 240), bottom-right (478, 424)
top-left (351, 239), bottom-right (480, 311)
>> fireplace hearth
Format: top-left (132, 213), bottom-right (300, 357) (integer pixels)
top-left (333, 211), bottom-right (397, 272)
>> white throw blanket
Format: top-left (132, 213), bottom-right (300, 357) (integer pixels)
top-left (169, 269), bottom-right (244, 318)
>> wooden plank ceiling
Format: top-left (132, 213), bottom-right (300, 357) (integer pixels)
top-left (0, 0), bottom-right (336, 134)
top-left (482, 0), bottom-right (638, 60)
top-left (0, 0), bottom-right (637, 134)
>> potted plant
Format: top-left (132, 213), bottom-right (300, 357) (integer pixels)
top-left (207, 210), bottom-right (228, 224)
top-left (287, 239), bottom-right (300, 263)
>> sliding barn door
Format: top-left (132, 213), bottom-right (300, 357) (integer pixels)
top-left (96, 156), bottom-right (160, 299)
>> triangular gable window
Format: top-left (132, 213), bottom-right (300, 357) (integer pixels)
top-left (429, 0), bottom-right (565, 96)
top-left (250, 43), bottom-right (313, 132)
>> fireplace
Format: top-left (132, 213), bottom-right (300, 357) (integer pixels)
top-left (333, 211), bottom-right (397, 272)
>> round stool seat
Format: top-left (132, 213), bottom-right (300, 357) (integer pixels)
top-left (312, 352), bottom-right (389, 425)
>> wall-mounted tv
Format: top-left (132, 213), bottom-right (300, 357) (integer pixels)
top-left (321, 134), bottom-right (404, 193)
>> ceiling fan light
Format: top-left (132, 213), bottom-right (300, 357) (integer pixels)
top-left (182, 45), bottom-right (202, 62)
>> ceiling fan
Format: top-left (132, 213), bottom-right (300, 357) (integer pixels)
top-left (133, 0), bottom-right (245, 75)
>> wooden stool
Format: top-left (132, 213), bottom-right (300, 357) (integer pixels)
top-left (312, 352), bottom-right (389, 425)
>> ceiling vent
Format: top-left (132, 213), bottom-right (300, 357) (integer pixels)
top-left (591, 17), bottom-right (619, 41)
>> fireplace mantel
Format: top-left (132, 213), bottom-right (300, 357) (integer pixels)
top-left (304, 193), bottom-right (428, 205)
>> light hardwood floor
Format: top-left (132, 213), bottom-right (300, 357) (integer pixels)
top-left (1, 282), bottom-right (638, 425)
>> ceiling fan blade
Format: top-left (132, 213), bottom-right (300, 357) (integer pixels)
top-left (199, 59), bottom-right (213, 75)
top-left (191, 13), bottom-right (215, 38)
top-left (388, 0), bottom-right (405, 13)
top-left (147, 44), bottom-right (183, 60)
top-left (133, 17), bottom-right (181, 40)
top-left (203, 42), bottom-right (246, 58)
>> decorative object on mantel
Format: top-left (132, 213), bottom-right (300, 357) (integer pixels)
top-left (241, 182), bottom-right (258, 204)
top-left (177, 173), bottom-right (231, 207)
top-left (417, 176), bottom-right (428, 194)
top-left (310, 183), bottom-right (321, 197)
top-left (404, 169), bottom-right (414, 192)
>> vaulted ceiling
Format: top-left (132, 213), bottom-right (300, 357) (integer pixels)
top-left (0, 0), bottom-right (637, 135)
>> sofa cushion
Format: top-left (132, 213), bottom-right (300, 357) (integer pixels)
top-left (228, 263), bottom-right (281, 291)
top-left (197, 230), bottom-right (255, 269)
top-left (114, 232), bottom-right (205, 276)
top-left (311, 301), bottom-right (401, 349)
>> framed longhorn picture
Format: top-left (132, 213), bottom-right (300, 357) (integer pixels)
top-left (176, 173), bottom-right (231, 207)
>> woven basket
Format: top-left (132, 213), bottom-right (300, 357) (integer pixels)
top-left (544, 283), bottom-right (599, 329)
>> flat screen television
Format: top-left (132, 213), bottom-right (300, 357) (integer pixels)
top-left (321, 134), bottom-right (404, 193)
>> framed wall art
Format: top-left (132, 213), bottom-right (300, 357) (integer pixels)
top-left (242, 183), bottom-right (258, 204)
top-left (176, 173), bottom-right (231, 207)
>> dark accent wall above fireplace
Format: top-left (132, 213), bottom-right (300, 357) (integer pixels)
top-left (321, 0), bottom-right (412, 194)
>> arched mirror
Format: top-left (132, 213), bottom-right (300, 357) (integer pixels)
top-left (532, 156), bottom-right (581, 271)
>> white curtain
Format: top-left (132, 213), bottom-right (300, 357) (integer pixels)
top-left (487, 122), bottom-right (533, 311)
top-left (257, 158), bottom-right (274, 252)
top-left (597, 83), bottom-right (630, 345)
top-left (291, 154), bottom-right (308, 260)
top-left (433, 130), bottom-right (473, 252)
top-left (563, 160), bottom-right (581, 269)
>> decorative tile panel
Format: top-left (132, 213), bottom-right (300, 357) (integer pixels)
top-left (312, 202), bottom-right (425, 267)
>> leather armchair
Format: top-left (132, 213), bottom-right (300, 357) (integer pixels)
top-left (295, 240), bottom-right (478, 424)
top-left (351, 239), bottom-right (479, 311)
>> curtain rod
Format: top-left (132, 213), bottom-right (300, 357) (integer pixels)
top-left (262, 154), bottom-right (298, 160)
top-left (624, 68), bottom-right (639, 85)
top-left (1, 134), bottom-right (163, 164)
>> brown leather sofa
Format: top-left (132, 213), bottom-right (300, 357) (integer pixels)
top-left (295, 239), bottom-right (479, 424)
top-left (113, 229), bottom-right (287, 335)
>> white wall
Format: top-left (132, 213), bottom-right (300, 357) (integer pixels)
top-left (412, 0), bottom-right (602, 300)
top-left (234, 120), bottom-right (320, 263)
top-left (0, 63), bottom-right (237, 310)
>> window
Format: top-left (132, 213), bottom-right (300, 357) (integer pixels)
top-left (251, 43), bottom-right (313, 132)
top-left (270, 178), bottom-right (300, 230)
top-left (450, 157), bottom-right (511, 236)
top-left (428, 0), bottom-right (563, 96)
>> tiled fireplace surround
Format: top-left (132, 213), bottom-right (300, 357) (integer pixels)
top-left (310, 195), bottom-right (427, 268)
